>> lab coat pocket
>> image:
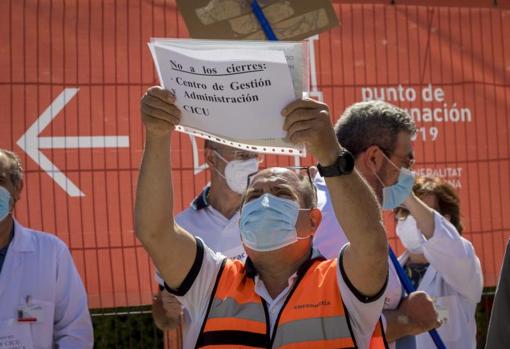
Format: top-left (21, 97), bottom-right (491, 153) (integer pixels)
top-left (0, 319), bottom-right (34, 349)
top-left (29, 299), bottom-right (55, 348)
top-left (435, 295), bottom-right (461, 342)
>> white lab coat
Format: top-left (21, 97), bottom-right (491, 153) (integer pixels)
top-left (399, 212), bottom-right (483, 349)
top-left (174, 191), bottom-right (245, 261)
top-left (0, 220), bottom-right (93, 348)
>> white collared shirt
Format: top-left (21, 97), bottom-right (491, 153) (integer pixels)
top-left (254, 272), bottom-right (297, 334)
top-left (175, 187), bottom-right (245, 261)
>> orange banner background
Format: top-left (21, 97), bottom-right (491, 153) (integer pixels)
top-left (1, 0), bottom-right (509, 308)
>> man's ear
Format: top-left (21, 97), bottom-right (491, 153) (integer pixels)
top-left (309, 208), bottom-right (322, 233)
top-left (361, 145), bottom-right (385, 173)
top-left (309, 166), bottom-right (318, 179)
top-left (204, 148), bottom-right (216, 168)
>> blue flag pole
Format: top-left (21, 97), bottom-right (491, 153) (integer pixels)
top-left (251, 0), bottom-right (277, 41)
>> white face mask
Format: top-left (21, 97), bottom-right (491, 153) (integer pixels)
top-left (212, 151), bottom-right (259, 195)
top-left (396, 215), bottom-right (426, 254)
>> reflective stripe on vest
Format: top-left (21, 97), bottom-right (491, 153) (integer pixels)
top-left (205, 297), bottom-right (266, 334)
top-left (272, 315), bottom-right (353, 348)
top-left (205, 297), bottom-right (353, 347)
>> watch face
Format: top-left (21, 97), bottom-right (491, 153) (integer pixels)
top-left (339, 150), bottom-right (354, 174)
top-left (338, 156), bottom-right (347, 172)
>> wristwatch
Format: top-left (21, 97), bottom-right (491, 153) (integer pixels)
top-left (317, 149), bottom-right (355, 177)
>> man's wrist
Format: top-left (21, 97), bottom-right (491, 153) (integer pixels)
top-left (146, 132), bottom-right (171, 146)
top-left (317, 146), bottom-right (343, 167)
top-left (402, 192), bottom-right (417, 208)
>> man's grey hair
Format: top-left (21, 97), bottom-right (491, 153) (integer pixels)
top-left (335, 101), bottom-right (416, 157)
top-left (0, 149), bottom-right (24, 187)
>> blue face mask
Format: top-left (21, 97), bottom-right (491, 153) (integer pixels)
top-left (240, 193), bottom-right (306, 252)
top-left (373, 154), bottom-right (415, 210)
top-left (381, 167), bottom-right (415, 210)
top-left (0, 186), bottom-right (12, 222)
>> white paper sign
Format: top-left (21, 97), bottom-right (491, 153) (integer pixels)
top-left (0, 320), bottom-right (34, 349)
top-left (149, 39), bottom-right (308, 156)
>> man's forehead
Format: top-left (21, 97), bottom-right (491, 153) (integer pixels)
top-left (250, 168), bottom-right (299, 186)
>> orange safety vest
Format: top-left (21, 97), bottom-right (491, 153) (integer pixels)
top-left (195, 256), bottom-right (388, 349)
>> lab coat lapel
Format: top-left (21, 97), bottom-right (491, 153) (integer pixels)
top-left (398, 250), bottom-right (437, 292)
top-left (417, 263), bottom-right (437, 291)
top-left (0, 245), bottom-right (23, 301)
top-left (0, 220), bottom-right (34, 300)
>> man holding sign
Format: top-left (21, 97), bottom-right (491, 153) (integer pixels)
top-left (135, 87), bottom-right (390, 349)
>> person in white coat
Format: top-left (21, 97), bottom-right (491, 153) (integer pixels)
top-left (0, 149), bottom-right (93, 349)
top-left (395, 176), bottom-right (483, 349)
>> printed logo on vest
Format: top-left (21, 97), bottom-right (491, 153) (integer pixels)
top-left (293, 300), bottom-right (331, 309)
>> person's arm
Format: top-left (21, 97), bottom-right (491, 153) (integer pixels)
top-left (135, 86), bottom-right (197, 290)
top-left (383, 291), bottom-right (441, 342)
top-left (405, 194), bottom-right (483, 302)
top-left (283, 99), bottom-right (388, 297)
top-left (152, 290), bottom-right (182, 331)
top-left (53, 242), bottom-right (94, 348)
top-left (402, 193), bottom-right (435, 238)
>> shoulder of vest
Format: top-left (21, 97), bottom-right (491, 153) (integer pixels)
top-left (214, 259), bottom-right (254, 297)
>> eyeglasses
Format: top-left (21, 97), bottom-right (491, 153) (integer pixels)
top-left (287, 166), bottom-right (316, 193)
top-left (391, 153), bottom-right (415, 170)
top-left (377, 146), bottom-right (415, 170)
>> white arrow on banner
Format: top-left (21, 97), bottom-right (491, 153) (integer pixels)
top-left (16, 88), bottom-right (130, 197)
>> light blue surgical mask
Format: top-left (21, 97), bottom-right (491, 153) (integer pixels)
top-left (240, 193), bottom-right (307, 252)
top-left (373, 155), bottom-right (415, 210)
top-left (382, 168), bottom-right (415, 210)
top-left (0, 186), bottom-right (12, 222)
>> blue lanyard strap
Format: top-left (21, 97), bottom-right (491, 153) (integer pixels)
top-left (251, 0), bottom-right (277, 41)
top-left (389, 246), bottom-right (447, 349)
